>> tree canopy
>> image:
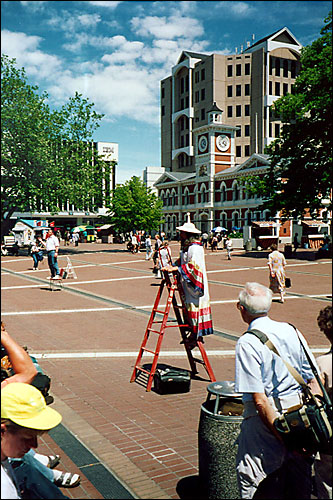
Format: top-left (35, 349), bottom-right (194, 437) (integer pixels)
top-left (1, 55), bottom-right (113, 234)
top-left (247, 12), bottom-right (332, 219)
top-left (104, 176), bottom-right (164, 234)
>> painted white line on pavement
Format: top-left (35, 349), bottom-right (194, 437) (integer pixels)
top-left (2, 295), bottom-right (330, 316)
top-left (1, 275), bottom-right (154, 289)
top-left (30, 347), bottom-right (329, 359)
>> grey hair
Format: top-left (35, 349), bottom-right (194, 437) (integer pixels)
top-left (238, 282), bottom-right (272, 315)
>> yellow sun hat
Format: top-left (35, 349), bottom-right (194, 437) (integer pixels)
top-left (1, 382), bottom-right (62, 430)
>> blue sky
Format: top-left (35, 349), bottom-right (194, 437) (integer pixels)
top-left (1, 0), bottom-right (331, 184)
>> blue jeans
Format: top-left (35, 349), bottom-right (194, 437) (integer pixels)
top-left (47, 250), bottom-right (60, 277)
top-left (32, 253), bottom-right (39, 269)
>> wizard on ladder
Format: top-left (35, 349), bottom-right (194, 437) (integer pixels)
top-left (162, 213), bottom-right (213, 347)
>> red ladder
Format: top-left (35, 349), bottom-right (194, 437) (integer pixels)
top-left (130, 270), bottom-right (216, 391)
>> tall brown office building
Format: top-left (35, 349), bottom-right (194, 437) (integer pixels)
top-left (160, 27), bottom-right (301, 171)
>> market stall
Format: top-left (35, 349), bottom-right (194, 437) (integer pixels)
top-left (251, 221), bottom-right (279, 250)
top-left (301, 220), bottom-right (330, 249)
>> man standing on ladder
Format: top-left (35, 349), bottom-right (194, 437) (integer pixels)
top-left (162, 213), bottom-right (213, 347)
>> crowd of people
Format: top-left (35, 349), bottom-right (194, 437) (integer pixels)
top-left (2, 220), bottom-right (332, 500)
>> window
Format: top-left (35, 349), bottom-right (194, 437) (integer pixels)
top-left (195, 91), bottom-right (199, 103)
top-left (233, 182), bottom-right (240, 201)
top-left (195, 71), bottom-right (199, 83)
top-left (236, 105), bottom-right (241, 117)
top-left (227, 85), bottom-right (233, 97)
top-left (275, 58), bottom-right (280, 76)
top-left (245, 104), bottom-right (250, 116)
top-left (180, 78), bottom-right (184, 94)
top-left (245, 83), bottom-right (250, 95)
top-left (201, 88), bottom-right (205, 100)
top-left (275, 82), bottom-right (280, 96)
top-left (161, 106), bottom-right (165, 116)
top-left (269, 81), bottom-right (272, 95)
top-left (221, 185), bottom-right (226, 202)
top-left (227, 65), bottom-right (233, 77)
top-left (291, 61), bottom-right (296, 78)
top-left (236, 145), bottom-right (241, 157)
top-left (275, 123), bottom-right (280, 137)
top-left (236, 64), bottom-right (241, 76)
top-left (227, 106), bottom-right (233, 118)
top-left (283, 60), bottom-right (288, 78)
top-left (245, 145), bottom-right (250, 156)
top-left (236, 85), bottom-right (241, 96)
top-left (236, 125), bottom-right (241, 137)
top-left (201, 108), bottom-right (205, 120)
top-left (245, 63), bottom-right (250, 75)
top-left (180, 98), bottom-right (184, 109)
top-left (161, 87), bottom-right (165, 99)
top-left (185, 75), bottom-right (189, 92)
top-left (244, 124), bottom-right (250, 136)
top-left (201, 68), bottom-right (205, 80)
top-left (283, 83), bottom-right (288, 95)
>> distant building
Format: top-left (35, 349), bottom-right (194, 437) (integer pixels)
top-left (10, 141), bottom-right (118, 229)
top-left (143, 166), bottom-right (166, 194)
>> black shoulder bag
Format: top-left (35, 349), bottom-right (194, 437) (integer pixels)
top-left (247, 327), bottom-right (332, 455)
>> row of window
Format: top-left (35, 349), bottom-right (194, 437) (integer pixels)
top-left (269, 81), bottom-right (291, 96)
top-left (227, 62), bottom-right (251, 77)
top-left (194, 68), bottom-right (206, 83)
top-left (227, 84), bottom-right (250, 97)
top-left (163, 211), bottom-right (270, 231)
top-left (269, 57), bottom-right (297, 78)
top-left (227, 104), bottom-right (250, 118)
top-left (160, 183), bottom-right (259, 206)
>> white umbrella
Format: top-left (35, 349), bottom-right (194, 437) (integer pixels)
top-left (212, 226), bottom-right (227, 232)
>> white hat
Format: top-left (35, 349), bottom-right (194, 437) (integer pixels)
top-left (176, 213), bottom-right (201, 234)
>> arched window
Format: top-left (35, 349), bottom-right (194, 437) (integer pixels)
top-left (232, 211), bottom-right (240, 228)
top-left (232, 181), bottom-right (240, 201)
top-left (246, 211), bottom-right (252, 225)
top-left (171, 188), bottom-right (177, 206)
top-left (183, 187), bottom-right (190, 206)
top-left (221, 183), bottom-right (227, 202)
top-left (220, 212), bottom-right (227, 228)
top-left (160, 190), bottom-right (166, 207)
top-left (199, 184), bottom-right (208, 203)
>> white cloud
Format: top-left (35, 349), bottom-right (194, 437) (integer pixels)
top-left (20, 1), bottom-right (47, 11)
top-left (1, 30), bottom-right (62, 79)
top-left (215, 1), bottom-right (256, 17)
top-left (87, 1), bottom-right (122, 8)
top-left (131, 15), bottom-right (204, 40)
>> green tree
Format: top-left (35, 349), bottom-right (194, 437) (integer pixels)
top-left (1, 56), bottom-right (112, 235)
top-left (105, 176), bottom-right (164, 233)
top-left (246, 12), bottom-right (332, 219)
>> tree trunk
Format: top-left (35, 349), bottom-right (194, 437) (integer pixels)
top-left (1, 207), bottom-right (17, 239)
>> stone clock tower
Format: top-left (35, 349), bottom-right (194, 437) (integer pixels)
top-left (194, 102), bottom-right (238, 178)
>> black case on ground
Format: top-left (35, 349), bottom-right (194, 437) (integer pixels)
top-left (154, 367), bottom-right (191, 394)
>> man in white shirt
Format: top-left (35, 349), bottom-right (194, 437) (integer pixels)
top-left (234, 282), bottom-right (319, 499)
top-left (42, 229), bottom-right (60, 279)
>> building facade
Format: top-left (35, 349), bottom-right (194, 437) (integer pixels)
top-left (156, 27), bottom-right (304, 241)
top-left (160, 27), bottom-right (301, 171)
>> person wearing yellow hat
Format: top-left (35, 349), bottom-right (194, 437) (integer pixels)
top-left (1, 382), bottom-right (64, 499)
top-left (162, 213), bottom-right (213, 348)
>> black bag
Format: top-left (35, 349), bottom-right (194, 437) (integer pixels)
top-left (154, 367), bottom-right (191, 394)
top-left (248, 327), bottom-right (332, 455)
top-left (285, 277), bottom-right (291, 288)
top-left (274, 394), bottom-right (332, 455)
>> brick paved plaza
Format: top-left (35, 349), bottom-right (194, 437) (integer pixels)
top-left (1, 242), bottom-right (331, 499)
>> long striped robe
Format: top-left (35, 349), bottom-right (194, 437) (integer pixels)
top-left (178, 242), bottom-right (213, 338)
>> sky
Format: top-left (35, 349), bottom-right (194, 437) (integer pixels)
top-left (1, 0), bottom-right (331, 184)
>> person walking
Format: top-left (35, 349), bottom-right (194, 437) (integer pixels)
top-left (268, 243), bottom-right (286, 303)
top-left (201, 232), bottom-right (208, 249)
top-left (145, 235), bottom-right (153, 260)
top-left (225, 235), bottom-right (233, 260)
top-left (40, 229), bottom-right (61, 279)
top-left (30, 236), bottom-right (44, 270)
top-left (293, 233), bottom-right (299, 254)
top-left (162, 214), bottom-right (213, 347)
top-left (234, 282), bottom-right (320, 499)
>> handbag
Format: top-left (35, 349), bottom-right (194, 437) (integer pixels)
top-left (247, 327), bottom-right (332, 455)
top-left (285, 277), bottom-right (291, 288)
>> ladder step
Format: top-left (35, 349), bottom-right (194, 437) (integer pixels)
top-left (154, 309), bottom-right (167, 314)
top-left (142, 347), bottom-right (157, 355)
top-left (134, 366), bottom-right (151, 375)
top-left (191, 357), bottom-right (205, 365)
top-left (147, 328), bottom-right (163, 334)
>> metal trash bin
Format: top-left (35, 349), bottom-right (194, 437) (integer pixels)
top-left (284, 244), bottom-right (292, 258)
top-left (198, 381), bottom-right (243, 499)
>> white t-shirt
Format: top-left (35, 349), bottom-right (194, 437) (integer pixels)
top-left (1, 460), bottom-right (21, 499)
top-left (45, 234), bottom-right (59, 252)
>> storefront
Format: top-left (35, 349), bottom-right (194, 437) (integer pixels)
top-left (251, 221), bottom-right (279, 250)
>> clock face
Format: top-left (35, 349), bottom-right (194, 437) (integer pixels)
top-left (216, 134), bottom-right (230, 152)
top-left (198, 135), bottom-right (208, 153)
